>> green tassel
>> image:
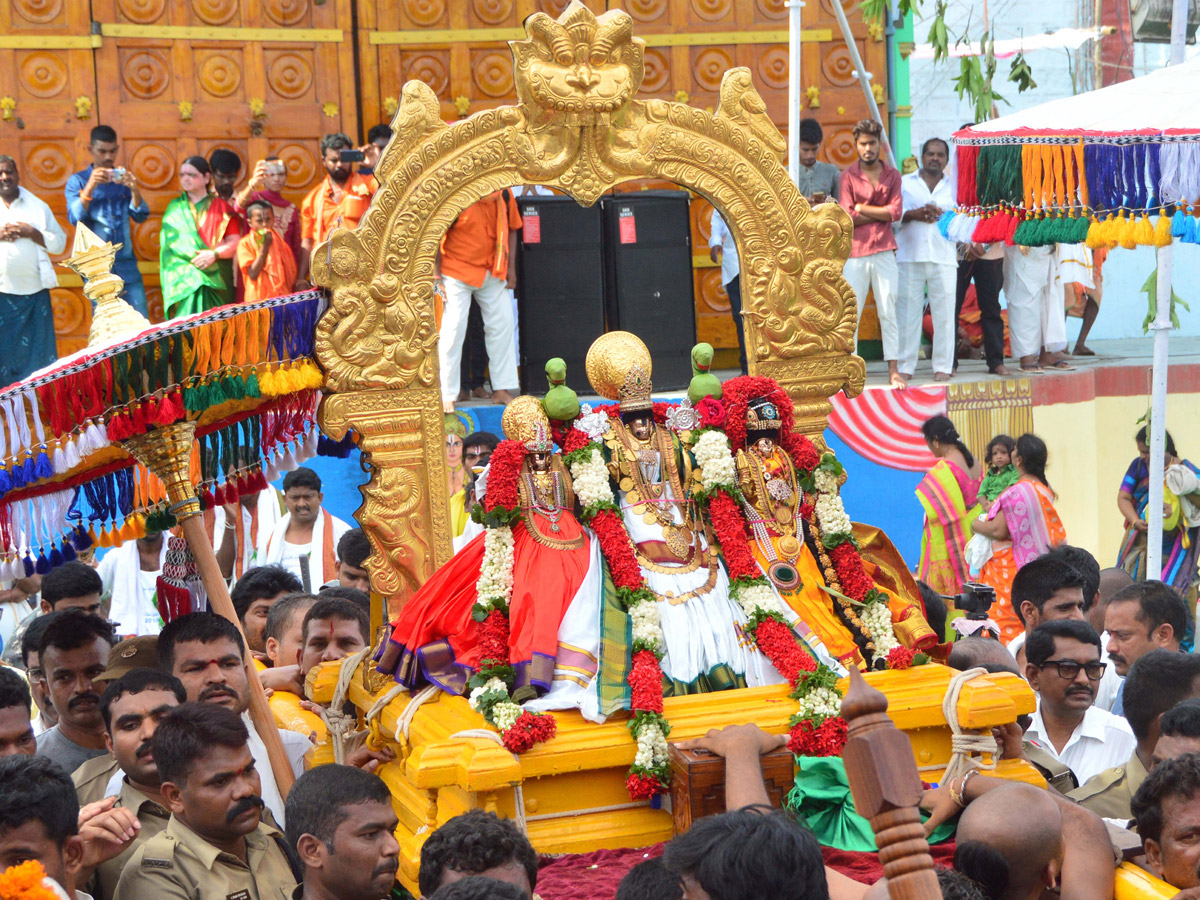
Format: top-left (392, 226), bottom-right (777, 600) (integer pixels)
top-left (227, 374), bottom-right (246, 401)
top-left (1012, 216), bottom-right (1036, 246)
top-left (978, 145), bottom-right (1025, 207)
top-left (244, 371), bottom-right (261, 398)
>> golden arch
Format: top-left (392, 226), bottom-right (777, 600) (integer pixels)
top-left (312, 1), bottom-right (865, 613)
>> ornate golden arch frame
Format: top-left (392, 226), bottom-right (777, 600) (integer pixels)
top-left (313, 1), bottom-right (865, 614)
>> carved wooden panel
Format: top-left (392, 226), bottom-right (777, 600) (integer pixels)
top-left (0, 1), bottom-right (99, 354)
top-left (358, 0), bottom-right (885, 365)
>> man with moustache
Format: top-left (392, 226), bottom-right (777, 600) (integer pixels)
top-left (35, 610), bottom-right (115, 773)
top-left (114, 703), bottom-right (298, 900)
top-left (1023, 619), bottom-right (1134, 786)
top-left (1105, 580), bottom-right (1186, 715)
top-left (285, 765), bottom-right (400, 900)
top-left (298, 134), bottom-right (375, 282)
top-left (256, 469), bottom-right (351, 593)
top-left (1132, 753), bottom-right (1200, 897)
top-left (157, 613), bottom-right (310, 827)
top-left (82, 669), bottom-right (186, 900)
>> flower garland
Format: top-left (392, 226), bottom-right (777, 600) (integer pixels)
top-left (463, 440), bottom-right (557, 753)
top-left (564, 416), bottom-right (673, 798)
top-left (0, 861), bottom-right (65, 900)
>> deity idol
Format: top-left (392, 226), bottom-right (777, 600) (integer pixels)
top-left (721, 376), bottom-right (936, 668)
top-left (376, 397), bottom-right (604, 715)
top-left (584, 333), bottom-right (829, 692)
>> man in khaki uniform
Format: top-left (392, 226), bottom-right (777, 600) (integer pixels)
top-left (1069, 648), bottom-right (1200, 818)
top-left (115, 702), bottom-right (297, 900)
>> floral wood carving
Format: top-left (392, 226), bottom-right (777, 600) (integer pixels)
top-left (312, 0), bottom-right (865, 608)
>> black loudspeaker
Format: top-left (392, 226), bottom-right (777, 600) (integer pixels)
top-left (600, 191), bottom-right (696, 391)
top-left (516, 195), bottom-right (606, 395)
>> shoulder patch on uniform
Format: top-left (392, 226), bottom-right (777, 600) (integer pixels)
top-left (227, 890), bottom-right (251, 900)
top-left (142, 857), bottom-right (173, 869)
top-left (1068, 765), bottom-right (1125, 800)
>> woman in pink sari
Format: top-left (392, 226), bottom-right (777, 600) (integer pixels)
top-left (971, 433), bottom-right (1066, 641)
top-left (916, 416), bottom-right (981, 596)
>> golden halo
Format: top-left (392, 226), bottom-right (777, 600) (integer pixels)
top-left (501, 395), bottom-right (551, 445)
top-left (585, 331), bottom-right (652, 401)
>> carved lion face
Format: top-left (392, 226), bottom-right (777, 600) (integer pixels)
top-left (511, 4), bottom-right (644, 116)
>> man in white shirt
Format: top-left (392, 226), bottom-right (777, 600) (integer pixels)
top-left (97, 532), bottom-right (168, 637)
top-left (256, 468), bottom-right (350, 592)
top-left (896, 138), bottom-right (957, 382)
top-left (0, 156), bottom-right (66, 385)
top-left (157, 612), bottom-right (309, 827)
top-left (708, 211), bottom-right (746, 374)
top-left (1023, 619), bottom-right (1134, 786)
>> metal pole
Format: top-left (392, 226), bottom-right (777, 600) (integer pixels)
top-left (829, 0), bottom-right (897, 168)
top-left (788, 0), bottom-right (804, 184)
top-left (1147, 0), bottom-right (1188, 583)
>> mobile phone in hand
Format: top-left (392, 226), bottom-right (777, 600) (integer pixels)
top-left (339, 149), bottom-right (365, 163)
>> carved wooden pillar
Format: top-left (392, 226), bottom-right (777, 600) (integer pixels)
top-left (319, 387), bottom-right (453, 623)
top-left (841, 667), bottom-right (941, 900)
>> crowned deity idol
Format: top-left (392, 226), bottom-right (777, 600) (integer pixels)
top-left (377, 396), bottom-right (604, 714)
top-left (722, 376), bottom-right (936, 668)
top-left (586, 333), bottom-right (794, 692)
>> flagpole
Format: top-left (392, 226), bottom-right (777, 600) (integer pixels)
top-left (787, 0), bottom-right (803, 184)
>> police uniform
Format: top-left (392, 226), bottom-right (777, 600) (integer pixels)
top-left (90, 779), bottom-right (170, 900)
top-left (73, 754), bottom-right (122, 806)
top-left (1067, 751), bottom-right (1149, 820)
top-left (1023, 741), bottom-right (1078, 794)
top-left (114, 814), bottom-right (297, 900)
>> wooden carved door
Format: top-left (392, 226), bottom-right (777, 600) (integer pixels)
top-left (88, 0), bottom-right (359, 321)
top-left (0, 1), bottom-right (100, 357)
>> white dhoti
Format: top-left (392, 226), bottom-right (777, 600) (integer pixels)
top-left (844, 250), bottom-right (901, 360)
top-left (1003, 245), bottom-right (1055, 360)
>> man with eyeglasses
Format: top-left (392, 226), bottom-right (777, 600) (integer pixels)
top-left (1023, 619), bottom-right (1134, 786)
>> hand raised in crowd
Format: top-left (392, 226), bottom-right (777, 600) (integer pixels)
top-left (85, 166), bottom-right (112, 189)
top-left (259, 228), bottom-right (274, 251)
top-left (249, 159), bottom-right (269, 191)
top-left (78, 796), bottom-right (140, 868)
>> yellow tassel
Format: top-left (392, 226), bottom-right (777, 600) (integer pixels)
top-left (131, 513), bottom-right (146, 540)
top-left (96, 525), bottom-right (111, 549)
top-left (1154, 209), bottom-right (1174, 247)
top-left (118, 518), bottom-right (135, 542)
top-left (259, 368), bottom-right (277, 397)
top-left (1132, 214), bottom-right (1156, 246)
top-left (1114, 212), bottom-right (1136, 249)
top-left (303, 362), bottom-right (324, 390)
top-left (1085, 218), bottom-right (1107, 248)
top-left (87, 525), bottom-right (101, 548)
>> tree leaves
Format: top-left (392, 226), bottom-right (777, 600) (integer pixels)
top-left (1009, 53), bottom-right (1038, 92)
top-left (928, 1), bottom-right (949, 63)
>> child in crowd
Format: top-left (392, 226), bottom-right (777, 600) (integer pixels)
top-left (237, 199), bottom-right (297, 303)
top-left (978, 434), bottom-right (1019, 512)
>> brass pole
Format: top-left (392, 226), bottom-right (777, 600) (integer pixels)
top-left (121, 422), bottom-right (295, 799)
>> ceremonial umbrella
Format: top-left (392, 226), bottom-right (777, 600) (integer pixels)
top-left (945, 56), bottom-right (1200, 581)
top-left (0, 224), bottom-right (338, 796)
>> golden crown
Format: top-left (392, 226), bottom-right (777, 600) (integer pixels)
top-left (617, 363), bottom-right (653, 412)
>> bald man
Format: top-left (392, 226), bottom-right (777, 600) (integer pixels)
top-left (944, 778), bottom-right (1113, 900)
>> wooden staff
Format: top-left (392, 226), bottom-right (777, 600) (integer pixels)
top-left (840, 667), bottom-right (941, 900)
top-left (121, 422), bottom-right (295, 798)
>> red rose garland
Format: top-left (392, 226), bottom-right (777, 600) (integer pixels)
top-left (480, 440), bottom-right (526, 513)
top-left (788, 715), bottom-right (848, 757)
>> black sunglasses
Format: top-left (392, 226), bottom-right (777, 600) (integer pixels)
top-left (1038, 659), bottom-right (1106, 681)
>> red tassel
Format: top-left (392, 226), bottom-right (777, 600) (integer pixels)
top-left (143, 397), bottom-right (159, 425)
top-left (1002, 209), bottom-right (1021, 245)
top-left (213, 483), bottom-right (228, 506)
top-left (128, 404), bottom-right (146, 435)
top-left (202, 487), bottom-right (217, 509)
top-left (107, 412), bottom-right (128, 442)
top-left (166, 390), bottom-right (186, 422)
top-left (971, 212), bottom-right (994, 243)
top-left (225, 479), bottom-right (240, 503)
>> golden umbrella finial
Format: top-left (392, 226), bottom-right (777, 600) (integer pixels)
top-left (61, 222), bottom-right (150, 347)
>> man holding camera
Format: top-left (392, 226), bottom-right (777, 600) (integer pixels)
top-left (299, 133), bottom-right (377, 283)
top-left (65, 125), bottom-right (150, 317)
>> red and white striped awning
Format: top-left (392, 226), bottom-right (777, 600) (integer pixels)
top-left (827, 385), bottom-right (947, 472)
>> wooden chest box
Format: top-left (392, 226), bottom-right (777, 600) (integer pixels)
top-left (667, 744), bottom-right (797, 834)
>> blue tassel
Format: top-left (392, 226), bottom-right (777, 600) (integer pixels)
top-left (318, 435), bottom-right (335, 457)
top-left (34, 552), bottom-right (50, 575)
top-left (9, 465), bottom-right (23, 490)
top-left (34, 449), bottom-right (52, 482)
top-left (72, 526), bottom-right (93, 551)
top-left (0, 470), bottom-right (10, 497)
top-left (49, 546), bottom-right (63, 568)
top-left (21, 555), bottom-right (33, 578)
top-left (1173, 208), bottom-right (1187, 237)
top-left (61, 541), bottom-right (76, 563)
top-left (21, 456), bottom-right (36, 485)
top-left (937, 210), bottom-right (956, 240)
top-left (1185, 212), bottom-right (1198, 244)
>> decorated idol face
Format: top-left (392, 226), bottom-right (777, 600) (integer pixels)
top-left (753, 436), bottom-right (776, 457)
top-left (627, 414), bottom-right (653, 441)
top-left (529, 450), bottom-right (552, 472)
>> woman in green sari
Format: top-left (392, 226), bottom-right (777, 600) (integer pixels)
top-left (160, 156), bottom-right (242, 318)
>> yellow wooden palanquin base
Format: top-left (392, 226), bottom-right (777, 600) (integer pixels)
top-left (311, 661), bottom-right (1041, 894)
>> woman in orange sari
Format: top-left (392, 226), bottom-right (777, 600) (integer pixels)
top-left (971, 433), bottom-right (1066, 641)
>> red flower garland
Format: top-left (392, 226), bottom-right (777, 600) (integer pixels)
top-left (695, 397), bottom-right (727, 428)
top-left (482, 440), bottom-right (526, 513)
top-left (828, 542), bottom-right (873, 601)
top-left (707, 490), bottom-right (759, 581)
top-left (886, 646), bottom-right (917, 670)
top-left (788, 716), bottom-right (848, 757)
top-left (629, 650), bottom-right (665, 714)
top-left (502, 710), bottom-right (558, 753)
top-left (478, 609), bottom-right (509, 668)
top-left (590, 508), bottom-right (644, 591)
top-left (626, 772), bottom-right (664, 800)
top-left (755, 618), bottom-right (817, 688)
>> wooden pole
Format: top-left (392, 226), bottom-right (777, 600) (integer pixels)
top-left (121, 423), bottom-right (296, 800)
top-left (840, 667), bottom-right (941, 900)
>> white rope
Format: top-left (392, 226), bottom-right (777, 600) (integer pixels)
top-left (394, 685), bottom-right (441, 743)
top-left (315, 646), bottom-right (373, 765)
top-left (449, 728), bottom-right (528, 835)
top-left (940, 666), bottom-right (999, 787)
top-left (366, 682), bottom-right (408, 723)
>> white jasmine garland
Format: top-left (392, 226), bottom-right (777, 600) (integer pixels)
top-left (468, 678), bottom-right (510, 714)
top-left (733, 581), bottom-right (787, 620)
top-left (692, 430), bottom-right (737, 491)
top-left (815, 493), bottom-right (852, 537)
top-left (634, 720), bottom-right (669, 770)
top-left (812, 468), bottom-right (838, 495)
top-left (629, 598), bottom-right (663, 653)
top-left (860, 600), bottom-right (900, 655)
top-left (796, 685), bottom-right (842, 720)
top-left (491, 699), bottom-right (522, 732)
top-left (474, 525), bottom-right (515, 606)
top-left (569, 448), bottom-right (615, 508)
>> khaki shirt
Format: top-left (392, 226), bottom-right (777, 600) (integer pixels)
top-left (1024, 741), bottom-right (1079, 794)
top-left (73, 754), bottom-right (122, 807)
top-left (1068, 750), bottom-right (1149, 820)
top-left (114, 814), bottom-right (297, 900)
top-left (92, 779), bottom-right (170, 900)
